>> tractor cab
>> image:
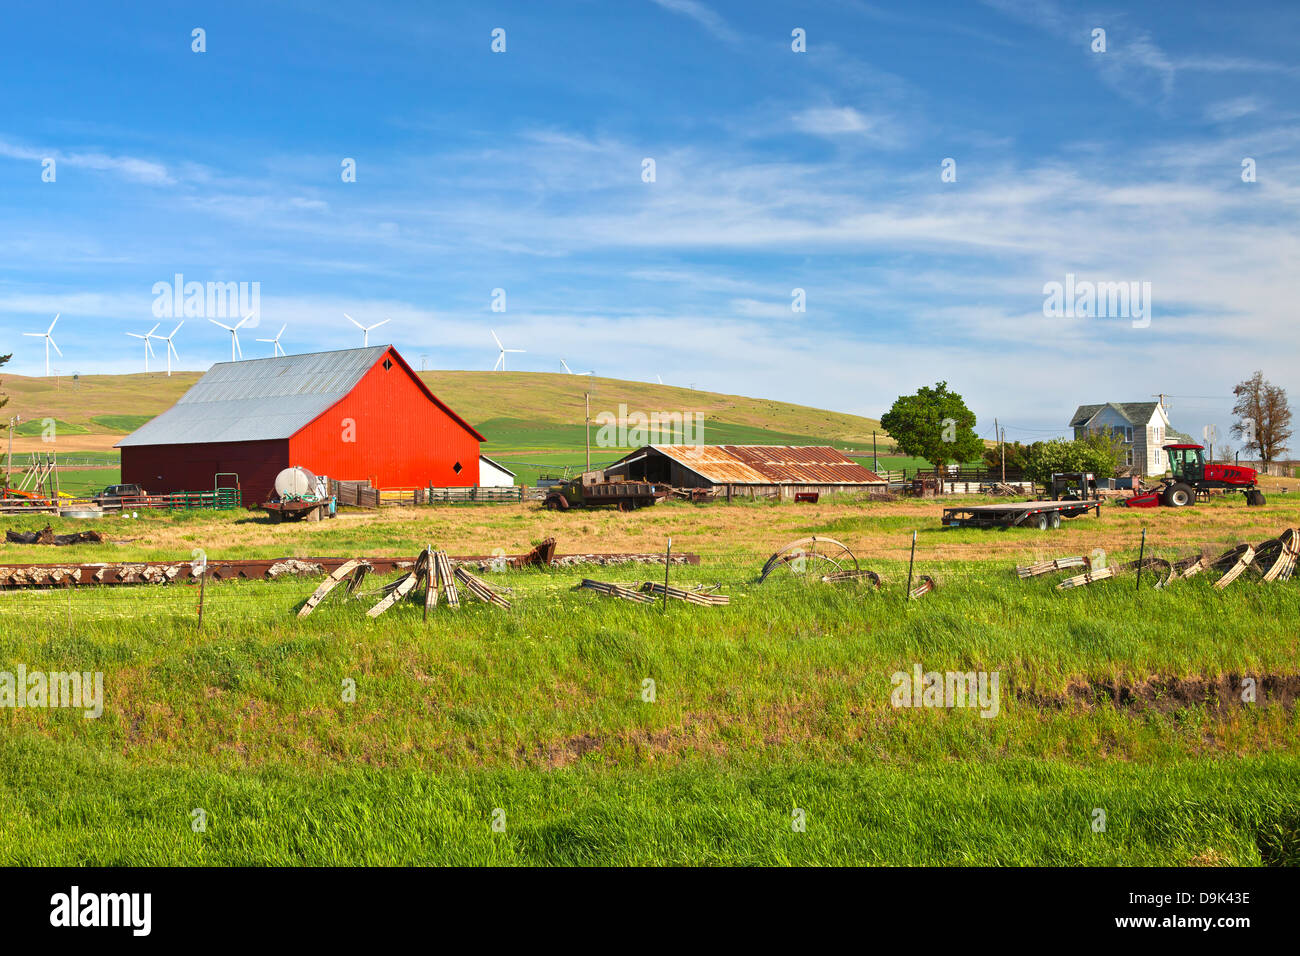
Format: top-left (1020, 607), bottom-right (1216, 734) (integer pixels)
top-left (1165, 444), bottom-right (1205, 484)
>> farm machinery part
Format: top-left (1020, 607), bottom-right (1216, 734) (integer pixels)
top-left (1017, 528), bottom-right (1297, 592)
top-left (577, 579), bottom-right (729, 606)
top-left (759, 536), bottom-right (861, 583)
top-left (908, 575), bottom-right (938, 600)
top-left (1056, 557), bottom-right (1174, 591)
top-left (1121, 444), bottom-right (1264, 508)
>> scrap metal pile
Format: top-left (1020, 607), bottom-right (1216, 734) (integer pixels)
top-left (1016, 528), bottom-right (1299, 591)
top-left (299, 547), bottom-right (513, 619)
top-left (577, 579), bottom-right (729, 606)
top-left (0, 537), bottom-right (699, 590)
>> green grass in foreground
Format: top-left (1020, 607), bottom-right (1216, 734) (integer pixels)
top-left (0, 538), bottom-right (1296, 864)
top-left (1, 743), bottom-right (1294, 865)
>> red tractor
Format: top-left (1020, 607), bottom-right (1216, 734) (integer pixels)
top-left (1122, 444), bottom-right (1264, 508)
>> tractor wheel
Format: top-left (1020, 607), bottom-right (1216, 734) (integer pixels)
top-left (1247, 489), bottom-right (1266, 507)
top-left (544, 494), bottom-right (569, 511)
top-left (1162, 482), bottom-right (1195, 507)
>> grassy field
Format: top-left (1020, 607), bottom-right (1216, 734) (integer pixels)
top-left (1, 368), bottom-right (896, 455)
top-left (1, 368), bottom-right (967, 490)
top-left (0, 494), bottom-right (1296, 864)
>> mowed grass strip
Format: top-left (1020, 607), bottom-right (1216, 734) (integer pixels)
top-left (0, 740), bottom-right (1294, 865)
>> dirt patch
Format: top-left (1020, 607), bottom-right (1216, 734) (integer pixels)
top-left (1023, 674), bottom-right (1300, 715)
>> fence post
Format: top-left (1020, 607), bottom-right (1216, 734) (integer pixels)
top-left (905, 530), bottom-right (917, 602)
top-left (1135, 527), bottom-right (1146, 593)
top-left (663, 537), bottom-right (671, 612)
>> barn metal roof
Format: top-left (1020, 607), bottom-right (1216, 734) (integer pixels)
top-left (117, 346), bottom-right (392, 447)
top-left (632, 445), bottom-right (884, 485)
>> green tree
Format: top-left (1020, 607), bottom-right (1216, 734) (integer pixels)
top-left (982, 439), bottom-right (1031, 474)
top-left (1025, 436), bottom-right (1121, 484)
top-left (880, 382), bottom-right (983, 471)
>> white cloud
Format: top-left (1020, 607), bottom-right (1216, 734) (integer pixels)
top-left (0, 137), bottom-right (173, 184)
top-left (792, 106), bottom-right (874, 136)
top-left (647, 0), bottom-right (741, 44)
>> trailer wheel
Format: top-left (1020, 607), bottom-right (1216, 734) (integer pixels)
top-left (1247, 489), bottom-right (1266, 507)
top-left (1030, 513), bottom-right (1048, 531)
top-left (1162, 482), bottom-right (1194, 507)
top-left (1048, 512), bottom-right (1062, 530)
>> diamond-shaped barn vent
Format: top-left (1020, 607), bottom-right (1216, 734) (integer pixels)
top-left (453, 461), bottom-right (463, 475)
top-left (383, 358), bottom-right (393, 371)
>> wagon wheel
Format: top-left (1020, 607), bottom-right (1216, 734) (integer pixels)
top-left (759, 536), bottom-right (858, 583)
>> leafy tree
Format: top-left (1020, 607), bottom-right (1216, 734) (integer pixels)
top-left (1024, 436), bottom-right (1120, 484)
top-left (880, 382), bottom-right (982, 471)
top-left (1232, 371), bottom-right (1293, 463)
top-left (982, 439), bottom-right (1031, 474)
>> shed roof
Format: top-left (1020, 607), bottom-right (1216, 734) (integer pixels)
top-left (479, 453), bottom-right (516, 477)
top-left (117, 346), bottom-right (485, 447)
top-left (624, 445), bottom-right (884, 485)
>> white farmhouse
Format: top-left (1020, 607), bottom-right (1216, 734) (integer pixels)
top-left (1069, 401), bottom-right (1190, 477)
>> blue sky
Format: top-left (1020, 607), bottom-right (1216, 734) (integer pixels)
top-left (1, 0), bottom-right (1297, 445)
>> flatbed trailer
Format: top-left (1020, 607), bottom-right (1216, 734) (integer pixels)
top-left (941, 498), bottom-right (1102, 530)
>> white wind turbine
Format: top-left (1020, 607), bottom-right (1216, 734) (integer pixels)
top-left (257, 324), bottom-right (287, 357)
top-left (23, 314), bottom-right (62, 377)
top-left (656, 375), bottom-right (663, 384)
top-left (344, 313), bottom-right (389, 347)
top-left (126, 323), bottom-right (159, 373)
top-left (209, 314), bottom-right (251, 361)
top-left (155, 321), bottom-right (183, 376)
top-left (491, 329), bottom-right (524, 371)
top-left (560, 359), bottom-right (591, 376)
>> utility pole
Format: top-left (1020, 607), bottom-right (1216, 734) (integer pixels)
top-left (872, 430), bottom-right (878, 472)
top-left (995, 418), bottom-right (1004, 483)
top-left (584, 391), bottom-right (591, 473)
top-left (5, 415), bottom-right (18, 489)
top-left (1000, 425), bottom-right (1006, 483)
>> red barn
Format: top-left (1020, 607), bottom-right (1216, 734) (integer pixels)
top-left (117, 345), bottom-right (486, 505)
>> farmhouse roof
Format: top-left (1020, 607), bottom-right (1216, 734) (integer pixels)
top-left (1069, 401), bottom-right (1163, 429)
top-left (117, 346), bottom-right (485, 447)
top-left (632, 445), bottom-right (884, 485)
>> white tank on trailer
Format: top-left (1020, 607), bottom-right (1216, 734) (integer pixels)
top-left (274, 465), bottom-right (318, 498)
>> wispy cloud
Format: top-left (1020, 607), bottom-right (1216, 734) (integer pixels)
top-left (0, 137), bottom-right (173, 184)
top-left (647, 0), bottom-right (741, 45)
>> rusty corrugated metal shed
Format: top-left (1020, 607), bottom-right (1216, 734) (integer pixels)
top-left (645, 445), bottom-right (883, 485)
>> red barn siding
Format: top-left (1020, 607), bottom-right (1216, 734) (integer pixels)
top-left (119, 347), bottom-right (482, 506)
top-left (289, 351), bottom-right (481, 490)
top-left (122, 439), bottom-right (288, 505)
